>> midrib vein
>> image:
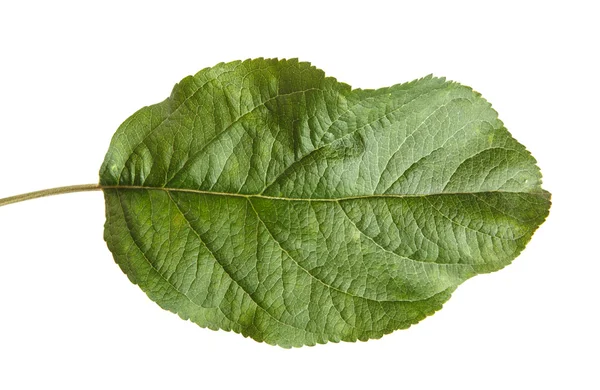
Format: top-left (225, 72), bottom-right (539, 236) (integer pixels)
top-left (101, 185), bottom-right (545, 202)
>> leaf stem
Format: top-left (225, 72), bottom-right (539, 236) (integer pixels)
top-left (0, 184), bottom-right (102, 207)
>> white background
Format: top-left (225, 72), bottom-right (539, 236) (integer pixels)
top-left (0, 1), bottom-right (598, 389)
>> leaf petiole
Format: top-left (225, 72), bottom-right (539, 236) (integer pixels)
top-left (0, 184), bottom-right (102, 207)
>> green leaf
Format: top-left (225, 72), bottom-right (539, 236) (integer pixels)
top-left (99, 58), bottom-right (550, 347)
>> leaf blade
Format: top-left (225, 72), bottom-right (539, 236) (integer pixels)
top-left (101, 58), bottom-right (550, 346)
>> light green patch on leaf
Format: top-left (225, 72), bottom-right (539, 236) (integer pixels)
top-left (99, 58), bottom-right (550, 347)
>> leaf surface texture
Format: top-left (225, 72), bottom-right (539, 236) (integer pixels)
top-left (100, 58), bottom-right (550, 347)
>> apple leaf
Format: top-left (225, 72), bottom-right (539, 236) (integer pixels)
top-left (98, 58), bottom-right (550, 347)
